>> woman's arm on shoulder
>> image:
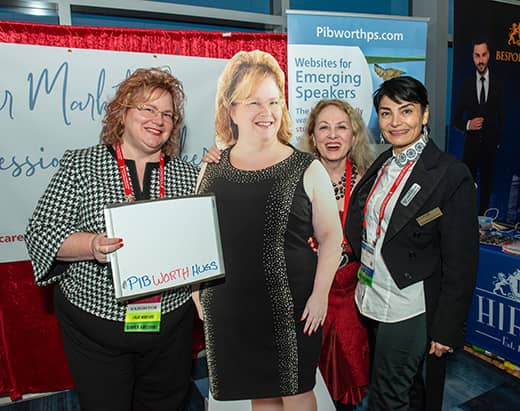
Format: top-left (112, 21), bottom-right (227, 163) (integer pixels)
top-left (195, 162), bottom-right (208, 193)
top-left (202, 145), bottom-right (222, 164)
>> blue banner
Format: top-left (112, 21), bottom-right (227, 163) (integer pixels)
top-left (287, 10), bottom-right (428, 144)
top-left (466, 245), bottom-right (520, 365)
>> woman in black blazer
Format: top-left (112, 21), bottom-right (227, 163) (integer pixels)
top-left (346, 76), bottom-right (479, 411)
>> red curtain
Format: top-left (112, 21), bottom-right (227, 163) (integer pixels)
top-left (0, 20), bottom-right (287, 71)
top-left (0, 20), bottom-right (287, 400)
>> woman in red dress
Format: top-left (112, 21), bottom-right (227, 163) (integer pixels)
top-left (302, 99), bottom-right (374, 410)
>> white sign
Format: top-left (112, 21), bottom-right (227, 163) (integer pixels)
top-left (0, 43), bottom-right (228, 262)
top-left (105, 194), bottom-right (224, 300)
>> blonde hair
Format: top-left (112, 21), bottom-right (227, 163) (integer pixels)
top-left (214, 50), bottom-right (291, 146)
top-left (301, 99), bottom-right (374, 174)
top-left (101, 67), bottom-right (185, 157)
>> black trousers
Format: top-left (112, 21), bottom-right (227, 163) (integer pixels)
top-left (54, 287), bottom-right (194, 411)
top-left (367, 314), bottom-right (428, 411)
top-left (462, 133), bottom-right (497, 214)
top-left (409, 353), bottom-right (448, 411)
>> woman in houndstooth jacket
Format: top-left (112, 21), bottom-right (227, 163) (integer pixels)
top-left (25, 68), bottom-right (198, 411)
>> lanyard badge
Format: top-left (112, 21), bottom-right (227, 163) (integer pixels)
top-left (115, 144), bottom-right (166, 332)
top-left (339, 159), bottom-right (354, 267)
top-left (124, 294), bottom-right (162, 332)
top-left (115, 144), bottom-right (165, 202)
top-left (359, 160), bottom-right (415, 287)
top-left (357, 239), bottom-right (375, 286)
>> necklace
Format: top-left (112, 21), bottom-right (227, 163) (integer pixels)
top-left (332, 173), bottom-right (347, 200)
top-left (394, 134), bottom-right (428, 167)
top-left (331, 164), bottom-right (358, 200)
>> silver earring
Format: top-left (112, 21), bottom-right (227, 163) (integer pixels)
top-left (422, 125), bottom-right (429, 141)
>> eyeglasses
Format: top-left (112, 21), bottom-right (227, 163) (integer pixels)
top-left (234, 98), bottom-right (282, 113)
top-left (133, 104), bottom-right (176, 122)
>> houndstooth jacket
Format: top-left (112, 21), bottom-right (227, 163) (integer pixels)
top-left (25, 144), bottom-right (198, 321)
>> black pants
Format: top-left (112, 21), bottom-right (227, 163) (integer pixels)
top-left (462, 133), bottom-right (497, 214)
top-left (54, 287), bottom-right (194, 411)
top-left (409, 353), bottom-right (448, 411)
top-left (367, 314), bottom-right (428, 411)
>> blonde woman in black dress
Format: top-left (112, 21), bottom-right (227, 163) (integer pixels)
top-left (193, 50), bottom-right (342, 411)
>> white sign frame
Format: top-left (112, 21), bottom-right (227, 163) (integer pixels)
top-left (105, 194), bottom-right (225, 300)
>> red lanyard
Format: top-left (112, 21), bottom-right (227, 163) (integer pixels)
top-left (115, 144), bottom-right (165, 202)
top-left (362, 160), bottom-right (414, 241)
top-left (340, 159), bottom-right (353, 230)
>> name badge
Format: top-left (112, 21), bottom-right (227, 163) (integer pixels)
top-left (124, 294), bottom-right (162, 333)
top-left (401, 183), bottom-right (421, 206)
top-left (416, 207), bottom-right (443, 226)
top-left (357, 240), bottom-right (375, 287)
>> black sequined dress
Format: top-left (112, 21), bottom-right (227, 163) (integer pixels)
top-left (199, 148), bottom-right (320, 400)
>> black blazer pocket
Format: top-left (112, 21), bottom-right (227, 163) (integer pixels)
top-left (409, 226), bottom-right (436, 249)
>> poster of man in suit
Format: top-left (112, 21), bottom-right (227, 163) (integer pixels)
top-left (453, 38), bottom-right (504, 215)
top-left (449, 0), bottom-right (520, 224)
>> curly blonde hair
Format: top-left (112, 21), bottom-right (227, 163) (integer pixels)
top-left (214, 50), bottom-right (291, 146)
top-left (101, 67), bottom-right (185, 157)
top-left (301, 99), bottom-right (374, 174)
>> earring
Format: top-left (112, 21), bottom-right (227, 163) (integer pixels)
top-left (422, 124), bottom-right (429, 141)
top-left (379, 133), bottom-right (386, 144)
top-left (312, 137), bottom-right (321, 158)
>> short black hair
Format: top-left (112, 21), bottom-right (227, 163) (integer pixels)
top-left (472, 38), bottom-right (490, 50)
top-left (373, 76), bottom-right (429, 112)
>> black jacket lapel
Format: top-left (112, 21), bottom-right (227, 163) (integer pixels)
top-left (384, 142), bottom-right (445, 243)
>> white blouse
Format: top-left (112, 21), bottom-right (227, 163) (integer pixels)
top-left (355, 140), bottom-right (427, 323)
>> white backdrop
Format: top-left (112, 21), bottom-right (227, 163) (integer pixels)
top-left (0, 43), bottom-right (228, 262)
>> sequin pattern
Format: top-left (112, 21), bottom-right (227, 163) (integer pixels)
top-left (199, 148), bottom-right (315, 398)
